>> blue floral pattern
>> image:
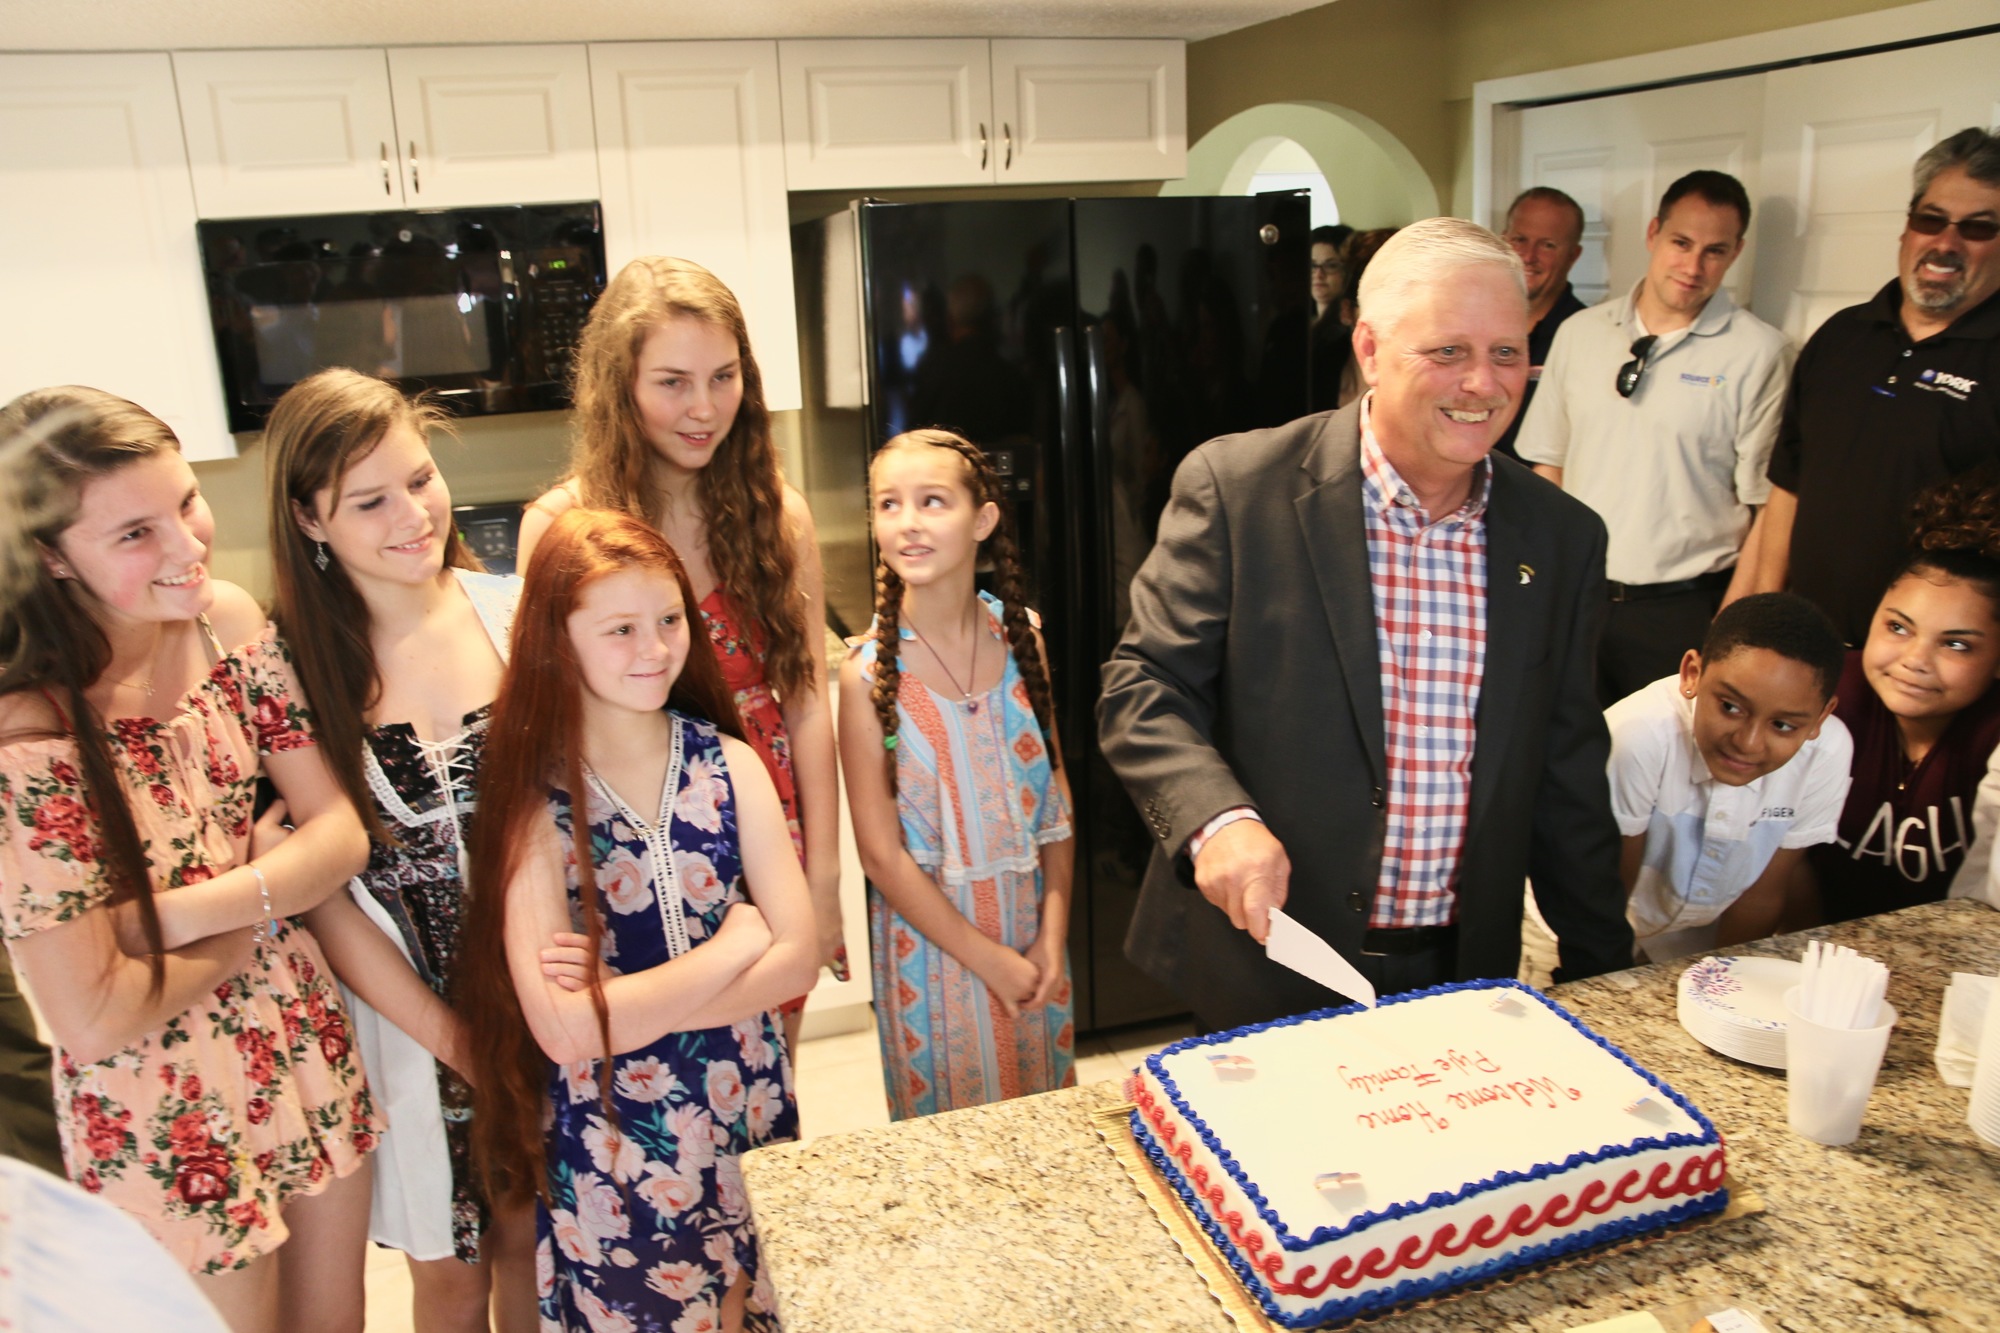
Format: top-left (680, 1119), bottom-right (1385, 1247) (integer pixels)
top-left (537, 712), bottom-right (796, 1333)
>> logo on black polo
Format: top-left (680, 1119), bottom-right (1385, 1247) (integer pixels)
top-left (1916, 368), bottom-right (1978, 400)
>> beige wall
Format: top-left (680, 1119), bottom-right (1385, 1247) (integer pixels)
top-left (1187, 0), bottom-right (1936, 213)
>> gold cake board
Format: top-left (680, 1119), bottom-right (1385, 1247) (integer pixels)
top-left (1092, 1103), bottom-right (1764, 1331)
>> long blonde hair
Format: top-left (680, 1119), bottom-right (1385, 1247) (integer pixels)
top-left (565, 257), bottom-right (812, 699)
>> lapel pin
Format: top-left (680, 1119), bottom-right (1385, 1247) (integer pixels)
top-left (1518, 563), bottom-right (1535, 585)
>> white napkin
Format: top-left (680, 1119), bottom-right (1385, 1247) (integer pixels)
top-left (1936, 972), bottom-right (1994, 1088)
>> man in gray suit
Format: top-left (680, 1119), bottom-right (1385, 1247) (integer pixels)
top-left (1099, 217), bottom-right (1632, 1032)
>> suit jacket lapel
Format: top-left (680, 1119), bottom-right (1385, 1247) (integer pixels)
top-left (1470, 464), bottom-right (1536, 834)
top-left (1296, 409), bottom-right (1386, 783)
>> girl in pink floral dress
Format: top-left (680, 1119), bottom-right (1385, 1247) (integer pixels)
top-left (0, 388), bottom-right (377, 1333)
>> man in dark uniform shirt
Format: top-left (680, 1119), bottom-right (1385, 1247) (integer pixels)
top-left (1494, 187), bottom-right (1588, 460)
top-left (1760, 128), bottom-right (2000, 644)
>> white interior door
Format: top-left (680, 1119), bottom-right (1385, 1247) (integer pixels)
top-left (175, 48), bottom-right (403, 216)
top-left (386, 45), bottom-right (600, 208)
top-left (1512, 74), bottom-right (1766, 311)
top-left (0, 54), bottom-right (234, 460)
top-left (1752, 35), bottom-right (2000, 342)
top-left (589, 41), bottom-right (802, 412)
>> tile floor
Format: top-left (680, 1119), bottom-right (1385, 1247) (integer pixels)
top-left (360, 1011), bottom-right (1194, 1331)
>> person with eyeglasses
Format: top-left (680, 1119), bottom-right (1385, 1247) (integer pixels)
top-left (1756, 128), bottom-right (2000, 647)
top-left (1517, 170), bottom-right (1793, 708)
top-left (1493, 187), bottom-right (1588, 462)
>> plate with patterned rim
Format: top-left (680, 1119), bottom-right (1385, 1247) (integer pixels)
top-left (1678, 956), bottom-right (1800, 1068)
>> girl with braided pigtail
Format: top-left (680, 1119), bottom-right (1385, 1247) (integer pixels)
top-left (838, 429), bottom-right (1075, 1120)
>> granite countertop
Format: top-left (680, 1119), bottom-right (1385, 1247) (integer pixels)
top-left (742, 900), bottom-right (2000, 1331)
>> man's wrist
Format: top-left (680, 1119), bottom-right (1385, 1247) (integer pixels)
top-left (1186, 806), bottom-right (1264, 861)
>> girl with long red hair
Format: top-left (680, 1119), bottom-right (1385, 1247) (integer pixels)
top-left (518, 258), bottom-right (845, 1062)
top-left (460, 508), bottom-right (816, 1333)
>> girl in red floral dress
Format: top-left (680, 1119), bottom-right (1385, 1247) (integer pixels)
top-left (0, 388), bottom-right (378, 1333)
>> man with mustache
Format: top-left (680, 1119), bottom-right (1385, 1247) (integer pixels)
top-left (1518, 171), bottom-right (1793, 707)
top-left (1757, 128), bottom-right (2000, 645)
top-left (1493, 186), bottom-right (1588, 461)
top-left (1100, 218), bottom-right (1631, 1031)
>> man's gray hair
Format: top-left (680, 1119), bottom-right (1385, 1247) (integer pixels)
top-left (1355, 217), bottom-right (1525, 339)
top-left (1912, 127), bottom-right (2000, 206)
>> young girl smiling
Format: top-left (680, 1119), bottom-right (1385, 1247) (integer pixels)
top-left (839, 430), bottom-right (1075, 1119)
top-left (461, 509), bottom-right (815, 1333)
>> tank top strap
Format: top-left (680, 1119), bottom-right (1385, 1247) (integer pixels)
top-left (194, 614), bottom-right (226, 666)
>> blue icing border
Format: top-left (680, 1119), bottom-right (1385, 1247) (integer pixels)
top-left (1131, 1113), bottom-right (1727, 1329)
top-left (1141, 978), bottom-right (1724, 1254)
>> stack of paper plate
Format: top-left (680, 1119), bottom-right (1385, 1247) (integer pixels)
top-left (1677, 955), bottom-right (1802, 1069)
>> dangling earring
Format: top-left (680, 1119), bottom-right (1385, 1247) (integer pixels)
top-left (315, 542), bottom-right (330, 572)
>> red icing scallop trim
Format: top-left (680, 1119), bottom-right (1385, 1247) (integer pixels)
top-left (1130, 1078), bottom-right (1727, 1299)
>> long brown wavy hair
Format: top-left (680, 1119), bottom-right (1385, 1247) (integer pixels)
top-left (265, 369), bottom-right (477, 844)
top-left (0, 387), bottom-right (185, 993)
top-left (460, 508), bottom-right (744, 1206)
top-left (564, 256), bottom-right (814, 700)
top-left (867, 430), bottom-right (1058, 795)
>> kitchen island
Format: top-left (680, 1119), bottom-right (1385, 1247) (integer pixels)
top-left (741, 899), bottom-right (2000, 1330)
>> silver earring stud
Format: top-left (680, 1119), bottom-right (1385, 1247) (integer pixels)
top-left (315, 542), bottom-right (330, 572)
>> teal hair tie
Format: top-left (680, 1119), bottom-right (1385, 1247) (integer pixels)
top-left (883, 734), bottom-right (899, 750)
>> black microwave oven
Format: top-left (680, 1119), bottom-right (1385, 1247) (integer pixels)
top-left (197, 201), bottom-right (606, 433)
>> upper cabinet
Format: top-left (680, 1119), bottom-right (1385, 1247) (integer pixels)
top-left (175, 44), bottom-right (598, 217)
top-left (589, 41), bottom-right (802, 412)
top-left (0, 53), bottom-right (234, 460)
top-left (779, 38), bottom-right (1183, 190)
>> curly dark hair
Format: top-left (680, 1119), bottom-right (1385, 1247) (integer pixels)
top-left (867, 430), bottom-right (1057, 796)
top-left (1897, 470), bottom-right (2000, 606)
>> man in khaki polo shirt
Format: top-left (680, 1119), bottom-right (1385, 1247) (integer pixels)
top-left (1518, 170), bottom-right (1793, 706)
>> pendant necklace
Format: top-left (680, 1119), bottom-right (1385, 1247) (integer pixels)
top-left (909, 615), bottom-right (982, 713)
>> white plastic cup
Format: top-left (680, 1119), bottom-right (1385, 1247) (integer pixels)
top-left (1971, 977), bottom-right (2000, 1147)
top-left (1783, 985), bottom-right (1897, 1147)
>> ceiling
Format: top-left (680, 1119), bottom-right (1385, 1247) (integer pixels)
top-left (0, 0), bottom-right (1329, 50)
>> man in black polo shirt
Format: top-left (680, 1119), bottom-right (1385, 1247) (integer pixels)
top-left (1494, 187), bottom-right (1588, 461)
top-left (1759, 127), bottom-right (2000, 643)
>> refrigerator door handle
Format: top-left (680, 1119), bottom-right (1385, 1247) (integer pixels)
top-left (1049, 322), bottom-right (1092, 761)
top-left (1080, 321), bottom-right (1119, 657)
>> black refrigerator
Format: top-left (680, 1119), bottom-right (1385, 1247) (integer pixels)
top-left (792, 192), bottom-right (1312, 1034)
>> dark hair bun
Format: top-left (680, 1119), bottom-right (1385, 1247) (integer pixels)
top-left (1911, 469), bottom-right (2000, 561)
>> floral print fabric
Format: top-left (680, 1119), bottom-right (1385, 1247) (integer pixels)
top-left (0, 627), bottom-right (377, 1274)
top-left (539, 711), bottom-right (796, 1332)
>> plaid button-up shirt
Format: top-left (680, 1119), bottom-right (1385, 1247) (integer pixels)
top-left (1358, 397), bottom-right (1490, 928)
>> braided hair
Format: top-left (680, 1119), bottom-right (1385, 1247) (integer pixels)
top-left (868, 430), bottom-right (1059, 796)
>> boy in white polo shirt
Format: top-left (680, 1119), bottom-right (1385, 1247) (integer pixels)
top-left (1609, 593), bottom-right (1853, 962)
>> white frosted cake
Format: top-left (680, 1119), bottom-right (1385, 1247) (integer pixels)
top-left (1126, 979), bottom-right (1726, 1328)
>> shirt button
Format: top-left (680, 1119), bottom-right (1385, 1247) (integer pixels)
top-left (1419, 629), bottom-right (1433, 642)
top-left (1888, 375), bottom-right (1898, 383)
top-left (1417, 725), bottom-right (1429, 735)
top-left (1347, 892), bottom-right (1366, 912)
top-left (1903, 349), bottom-right (1912, 357)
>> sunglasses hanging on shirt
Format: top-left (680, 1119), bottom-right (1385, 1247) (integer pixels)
top-left (1616, 334), bottom-right (1659, 399)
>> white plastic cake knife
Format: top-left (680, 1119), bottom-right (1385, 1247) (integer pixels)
top-left (1265, 908), bottom-right (1377, 1008)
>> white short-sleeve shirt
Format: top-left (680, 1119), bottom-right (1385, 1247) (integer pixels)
top-left (1515, 283), bottom-right (1795, 586)
top-left (1607, 675), bottom-right (1853, 961)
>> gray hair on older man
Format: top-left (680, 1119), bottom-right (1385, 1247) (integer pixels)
top-left (1355, 216), bottom-right (1526, 340)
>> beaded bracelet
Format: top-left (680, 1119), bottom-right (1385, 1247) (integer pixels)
top-left (248, 864), bottom-right (272, 942)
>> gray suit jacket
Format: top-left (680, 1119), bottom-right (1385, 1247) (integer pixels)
top-left (1098, 403), bottom-right (1632, 1030)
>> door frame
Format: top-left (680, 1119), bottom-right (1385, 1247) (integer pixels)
top-left (1472, 0), bottom-right (2000, 226)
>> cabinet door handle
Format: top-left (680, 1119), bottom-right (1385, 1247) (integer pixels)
top-left (1004, 122), bottom-right (1013, 170)
top-left (979, 123), bottom-right (988, 171)
top-left (409, 140), bottom-right (420, 194)
top-left (379, 142), bottom-right (391, 195)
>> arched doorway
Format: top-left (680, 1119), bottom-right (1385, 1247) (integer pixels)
top-left (1162, 100), bottom-right (1438, 229)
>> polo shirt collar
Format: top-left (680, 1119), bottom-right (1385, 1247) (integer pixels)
top-left (1619, 280), bottom-right (1739, 341)
top-left (1357, 392), bottom-right (1492, 524)
top-left (1674, 685), bottom-right (1717, 791)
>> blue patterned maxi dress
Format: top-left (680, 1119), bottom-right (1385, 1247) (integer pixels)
top-left (537, 712), bottom-right (797, 1333)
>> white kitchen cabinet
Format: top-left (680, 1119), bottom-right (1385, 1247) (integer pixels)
top-left (174, 44), bottom-right (597, 217)
top-left (778, 39), bottom-right (994, 190)
top-left (0, 53), bottom-right (235, 460)
top-left (590, 41), bottom-right (801, 412)
top-left (386, 45), bottom-right (600, 209)
top-left (990, 40), bottom-right (1185, 184)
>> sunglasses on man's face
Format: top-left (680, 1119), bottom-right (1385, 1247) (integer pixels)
top-left (1616, 335), bottom-right (1659, 399)
top-left (1908, 210), bottom-right (2000, 243)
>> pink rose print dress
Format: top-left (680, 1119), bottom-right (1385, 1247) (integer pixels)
top-left (853, 592), bottom-right (1076, 1120)
top-left (539, 710), bottom-right (796, 1333)
top-left (0, 625), bottom-right (377, 1275)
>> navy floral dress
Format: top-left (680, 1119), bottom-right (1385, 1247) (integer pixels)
top-left (538, 711), bottom-right (797, 1333)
